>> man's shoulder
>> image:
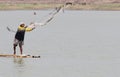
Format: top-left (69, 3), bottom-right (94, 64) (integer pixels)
top-left (18, 26), bottom-right (25, 30)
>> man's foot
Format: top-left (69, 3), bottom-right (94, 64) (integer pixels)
top-left (20, 54), bottom-right (26, 57)
top-left (13, 54), bottom-right (16, 57)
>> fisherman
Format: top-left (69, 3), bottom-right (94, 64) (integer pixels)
top-left (13, 16), bottom-right (55, 56)
top-left (13, 22), bottom-right (34, 56)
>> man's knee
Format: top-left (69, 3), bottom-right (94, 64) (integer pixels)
top-left (14, 44), bottom-right (17, 47)
top-left (19, 44), bottom-right (22, 48)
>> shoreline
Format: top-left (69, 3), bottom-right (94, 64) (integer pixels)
top-left (0, 3), bottom-right (120, 11)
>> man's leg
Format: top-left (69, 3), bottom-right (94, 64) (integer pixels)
top-left (13, 44), bottom-right (17, 55)
top-left (19, 44), bottom-right (23, 55)
top-left (13, 39), bottom-right (18, 55)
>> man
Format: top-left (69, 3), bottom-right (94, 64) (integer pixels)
top-left (13, 22), bottom-right (34, 56)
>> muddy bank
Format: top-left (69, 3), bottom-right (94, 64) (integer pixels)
top-left (0, 0), bottom-right (120, 10)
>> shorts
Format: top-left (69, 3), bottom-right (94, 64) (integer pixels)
top-left (14, 39), bottom-right (24, 46)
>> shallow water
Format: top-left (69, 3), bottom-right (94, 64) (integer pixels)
top-left (0, 10), bottom-right (120, 77)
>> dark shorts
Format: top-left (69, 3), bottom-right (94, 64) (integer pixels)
top-left (14, 39), bottom-right (24, 46)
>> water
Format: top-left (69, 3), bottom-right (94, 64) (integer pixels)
top-left (0, 10), bottom-right (120, 77)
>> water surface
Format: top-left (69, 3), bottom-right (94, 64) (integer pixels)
top-left (0, 10), bottom-right (120, 77)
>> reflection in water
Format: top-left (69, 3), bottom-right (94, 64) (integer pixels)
top-left (13, 58), bottom-right (24, 65)
top-left (13, 58), bottom-right (26, 77)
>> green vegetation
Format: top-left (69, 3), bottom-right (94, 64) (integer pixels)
top-left (69, 3), bottom-right (120, 10)
top-left (0, 3), bottom-right (120, 10)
